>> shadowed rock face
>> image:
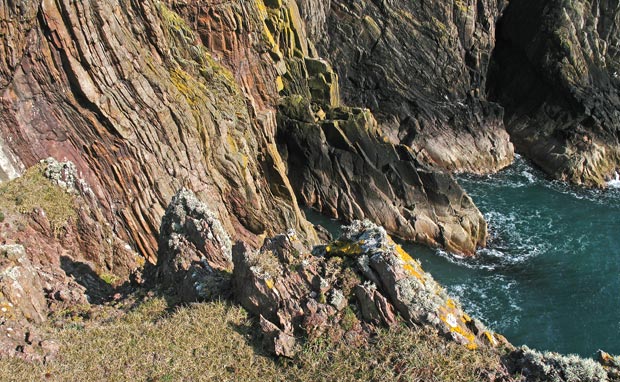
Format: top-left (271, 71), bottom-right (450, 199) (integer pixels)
top-left (298, 0), bottom-right (515, 174)
top-left (488, 0), bottom-right (620, 187)
top-left (278, 101), bottom-right (487, 256)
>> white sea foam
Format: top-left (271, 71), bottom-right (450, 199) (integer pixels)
top-left (607, 172), bottom-right (620, 188)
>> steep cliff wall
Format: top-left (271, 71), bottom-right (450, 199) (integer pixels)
top-left (298, 0), bottom-right (515, 174)
top-left (0, 0), bottom-right (317, 264)
top-left (0, 0), bottom-right (489, 265)
top-left (489, 0), bottom-right (620, 187)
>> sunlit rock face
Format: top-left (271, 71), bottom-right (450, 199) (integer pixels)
top-left (231, 220), bottom-right (508, 357)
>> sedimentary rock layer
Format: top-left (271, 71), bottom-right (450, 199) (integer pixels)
top-left (301, 0), bottom-right (515, 173)
top-left (489, 0), bottom-right (620, 187)
top-left (0, 0), bottom-right (317, 263)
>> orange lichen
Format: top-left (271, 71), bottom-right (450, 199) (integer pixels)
top-left (392, 240), bottom-right (426, 282)
top-left (265, 278), bottom-right (274, 289)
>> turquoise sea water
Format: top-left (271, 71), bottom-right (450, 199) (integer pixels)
top-left (305, 156), bottom-right (620, 357)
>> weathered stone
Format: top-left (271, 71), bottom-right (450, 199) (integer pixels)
top-left (0, 245), bottom-right (46, 324)
top-left (155, 188), bottom-right (233, 302)
top-left (278, 102), bottom-right (487, 256)
top-left (0, 0), bottom-right (318, 266)
top-left (598, 351), bottom-right (620, 380)
top-left (506, 346), bottom-right (612, 382)
top-left (304, 0), bottom-right (515, 174)
top-left (489, 0), bottom-right (620, 187)
top-left (232, 220), bottom-right (507, 356)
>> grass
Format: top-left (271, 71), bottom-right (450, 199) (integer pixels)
top-left (0, 297), bottom-right (508, 382)
top-left (0, 163), bottom-right (76, 234)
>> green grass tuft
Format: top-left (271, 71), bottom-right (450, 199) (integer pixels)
top-left (0, 164), bottom-right (76, 234)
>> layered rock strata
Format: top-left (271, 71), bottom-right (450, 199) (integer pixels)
top-left (0, 0), bottom-right (317, 264)
top-left (489, 0), bottom-right (620, 187)
top-left (248, 0), bottom-right (488, 255)
top-left (299, 0), bottom-right (515, 173)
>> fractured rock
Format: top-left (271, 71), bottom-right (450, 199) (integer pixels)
top-left (155, 188), bottom-right (233, 302)
top-left (278, 102), bottom-right (487, 256)
top-left (232, 220), bottom-right (508, 356)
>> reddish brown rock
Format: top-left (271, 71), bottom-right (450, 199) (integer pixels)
top-left (0, 0), bottom-right (318, 265)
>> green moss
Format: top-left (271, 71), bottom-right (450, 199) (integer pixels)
top-left (0, 164), bottom-right (77, 234)
top-left (341, 306), bottom-right (359, 332)
top-left (99, 273), bottom-right (120, 286)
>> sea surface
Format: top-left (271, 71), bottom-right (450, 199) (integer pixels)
top-left (305, 155), bottom-right (620, 357)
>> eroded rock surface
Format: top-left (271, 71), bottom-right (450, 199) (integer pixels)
top-left (489, 0), bottom-right (620, 187)
top-left (233, 220), bottom-right (507, 357)
top-left (278, 101), bottom-right (487, 256)
top-left (300, 0), bottom-right (514, 173)
top-left (155, 188), bottom-right (232, 302)
top-left (0, 0), bottom-right (317, 264)
top-left (506, 346), bottom-right (620, 382)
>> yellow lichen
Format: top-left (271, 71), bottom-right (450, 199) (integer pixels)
top-left (440, 306), bottom-right (477, 350)
top-left (392, 240), bottom-right (426, 282)
top-left (265, 279), bottom-right (275, 289)
top-left (276, 76), bottom-right (284, 92)
top-left (446, 299), bottom-right (456, 309)
top-left (483, 331), bottom-right (497, 346)
top-left (325, 241), bottom-right (363, 256)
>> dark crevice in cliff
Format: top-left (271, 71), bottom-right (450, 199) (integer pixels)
top-left (486, 0), bottom-right (620, 186)
top-left (487, 0), bottom-right (582, 120)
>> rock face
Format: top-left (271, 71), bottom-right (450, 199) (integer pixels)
top-left (0, 0), bottom-right (492, 258)
top-left (0, 0), bottom-right (317, 264)
top-left (300, 0), bottom-right (515, 174)
top-left (155, 188), bottom-right (232, 302)
top-left (489, 0), bottom-right (620, 187)
top-left (245, 0), bottom-right (489, 256)
top-left (278, 101), bottom-right (487, 256)
top-left (232, 220), bottom-right (507, 357)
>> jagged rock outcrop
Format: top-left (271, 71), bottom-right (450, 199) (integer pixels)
top-left (489, 0), bottom-right (620, 187)
top-left (506, 346), bottom-right (620, 382)
top-left (297, 0), bottom-right (514, 174)
top-left (155, 188), bottom-right (232, 301)
top-left (278, 100), bottom-right (487, 256)
top-left (232, 220), bottom-right (508, 357)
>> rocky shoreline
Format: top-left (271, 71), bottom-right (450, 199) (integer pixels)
top-left (1, 0), bottom-right (620, 380)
